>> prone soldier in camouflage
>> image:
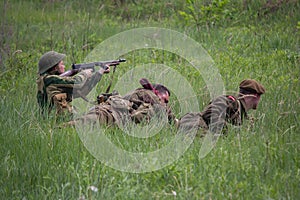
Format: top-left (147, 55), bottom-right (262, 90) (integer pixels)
top-left (67, 78), bottom-right (176, 127)
top-left (36, 51), bottom-right (110, 116)
top-left (123, 79), bottom-right (176, 124)
top-left (178, 79), bottom-right (265, 135)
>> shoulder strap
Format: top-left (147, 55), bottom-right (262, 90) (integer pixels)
top-left (228, 95), bottom-right (236, 101)
top-left (229, 99), bottom-right (242, 125)
top-left (227, 95), bottom-right (242, 125)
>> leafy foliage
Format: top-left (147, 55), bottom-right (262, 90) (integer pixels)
top-left (179, 0), bottom-right (234, 30)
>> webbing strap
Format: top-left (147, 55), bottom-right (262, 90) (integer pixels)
top-left (105, 65), bottom-right (117, 93)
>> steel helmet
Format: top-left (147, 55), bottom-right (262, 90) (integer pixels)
top-left (38, 51), bottom-right (66, 74)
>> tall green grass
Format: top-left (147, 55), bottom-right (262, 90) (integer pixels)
top-left (1, 0), bottom-right (299, 199)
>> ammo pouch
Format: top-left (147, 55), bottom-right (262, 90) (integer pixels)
top-left (52, 93), bottom-right (72, 115)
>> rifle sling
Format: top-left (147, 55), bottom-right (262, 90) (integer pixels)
top-left (105, 64), bottom-right (117, 93)
top-left (76, 64), bottom-right (117, 105)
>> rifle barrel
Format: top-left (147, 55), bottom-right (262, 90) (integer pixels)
top-left (72, 59), bottom-right (126, 69)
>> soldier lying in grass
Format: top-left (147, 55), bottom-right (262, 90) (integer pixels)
top-left (67, 78), bottom-right (177, 127)
top-left (178, 79), bottom-right (265, 135)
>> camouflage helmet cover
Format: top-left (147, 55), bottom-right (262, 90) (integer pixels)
top-left (38, 51), bottom-right (66, 74)
top-left (239, 79), bottom-right (265, 95)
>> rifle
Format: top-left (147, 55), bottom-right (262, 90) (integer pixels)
top-left (60, 58), bottom-right (126, 77)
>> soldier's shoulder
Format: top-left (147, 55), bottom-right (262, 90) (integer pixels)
top-left (43, 74), bottom-right (64, 84)
top-left (209, 95), bottom-right (229, 103)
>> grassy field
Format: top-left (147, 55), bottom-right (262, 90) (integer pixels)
top-left (1, 0), bottom-right (299, 199)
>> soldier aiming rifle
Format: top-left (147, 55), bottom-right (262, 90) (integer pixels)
top-left (36, 50), bottom-right (126, 118)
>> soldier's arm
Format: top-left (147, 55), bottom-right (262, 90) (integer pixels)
top-left (44, 70), bottom-right (93, 88)
top-left (44, 71), bottom-right (104, 98)
top-left (74, 71), bottom-right (104, 97)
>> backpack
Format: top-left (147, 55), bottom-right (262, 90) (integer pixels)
top-left (36, 75), bottom-right (48, 114)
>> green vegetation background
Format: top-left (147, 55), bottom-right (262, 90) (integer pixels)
top-left (0, 0), bottom-right (299, 199)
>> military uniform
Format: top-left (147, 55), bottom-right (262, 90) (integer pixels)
top-left (68, 87), bottom-right (176, 127)
top-left (179, 95), bottom-right (245, 135)
top-left (123, 88), bottom-right (175, 124)
top-left (36, 51), bottom-right (104, 115)
top-left (178, 79), bottom-right (265, 135)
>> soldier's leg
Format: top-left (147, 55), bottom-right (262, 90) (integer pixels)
top-left (65, 104), bottom-right (115, 127)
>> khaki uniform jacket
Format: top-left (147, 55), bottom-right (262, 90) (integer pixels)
top-left (69, 88), bottom-right (175, 127)
top-left (36, 70), bottom-right (103, 115)
top-left (178, 95), bottom-right (247, 135)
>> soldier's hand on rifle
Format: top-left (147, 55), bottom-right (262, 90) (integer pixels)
top-left (98, 64), bottom-right (110, 74)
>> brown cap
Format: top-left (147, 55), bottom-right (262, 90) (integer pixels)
top-left (239, 79), bottom-right (265, 95)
